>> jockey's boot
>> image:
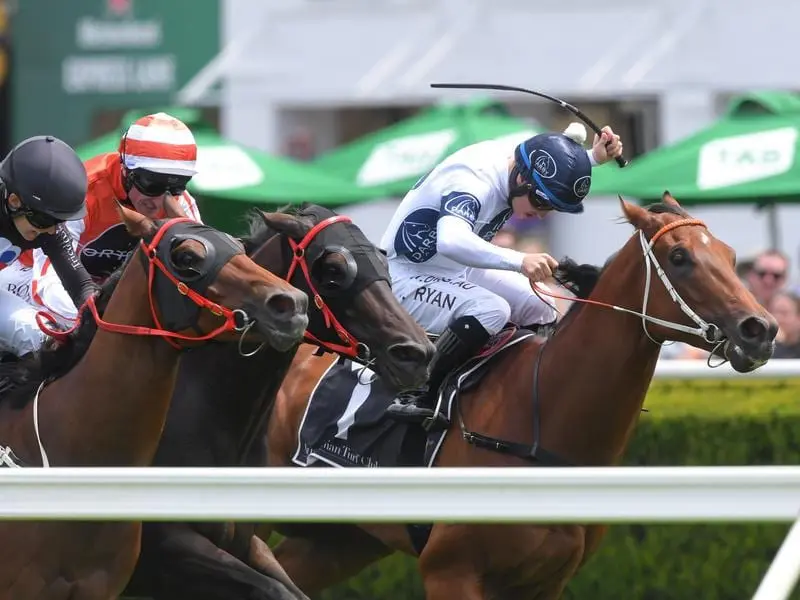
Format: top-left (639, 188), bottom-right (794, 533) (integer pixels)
top-left (386, 315), bottom-right (491, 430)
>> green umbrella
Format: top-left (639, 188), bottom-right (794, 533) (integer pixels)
top-left (313, 97), bottom-right (542, 197)
top-left (591, 91), bottom-right (800, 203)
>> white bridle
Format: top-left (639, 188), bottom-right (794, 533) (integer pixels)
top-left (536, 217), bottom-right (731, 366)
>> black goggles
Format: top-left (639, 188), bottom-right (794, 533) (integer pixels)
top-left (523, 184), bottom-right (554, 212)
top-left (131, 170), bottom-right (191, 197)
top-left (20, 204), bottom-right (63, 229)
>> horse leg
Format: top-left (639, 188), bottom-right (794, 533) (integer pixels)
top-left (417, 526), bottom-right (485, 600)
top-left (248, 533), bottom-right (311, 599)
top-left (421, 568), bottom-right (484, 600)
top-left (272, 530), bottom-right (392, 596)
top-left (142, 524), bottom-right (309, 600)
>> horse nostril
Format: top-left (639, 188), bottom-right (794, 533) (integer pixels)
top-left (265, 291), bottom-right (304, 321)
top-left (387, 341), bottom-right (434, 366)
top-left (737, 316), bottom-right (769, 342)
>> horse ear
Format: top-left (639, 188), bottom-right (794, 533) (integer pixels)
top-left (618, 195), bottom-right (653, 229)
top-left (662, 190), bottom-right (681, 207)
top-left (115, 200), bottom-right (157, 238)
top-left (163, 192), bottom-right (190, 219)
top-left (258, 210), bottom-right (311, 241)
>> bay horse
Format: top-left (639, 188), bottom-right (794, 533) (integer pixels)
top-left (122, 204), bottom-right (434, 600)
top-left (259, 193), bottom-right (777, 600)
top-left (0, 203), bottom-right (308, 600)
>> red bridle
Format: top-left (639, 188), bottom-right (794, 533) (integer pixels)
top-left (36, 217), bottom-right (247, 350)
top-left (283, 214), bottom-right (368, 360)
top-left (37, 214), bottom-right (370, 359)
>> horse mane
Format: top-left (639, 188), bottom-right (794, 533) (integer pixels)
top-left (641, 199), bottom-right (691, 218)
top-left (0, 257), bottom-right (128, 409)
top-left (240, 203), bottom-right (324, 255)
top-left (551, 200), bottom-right (686, 328)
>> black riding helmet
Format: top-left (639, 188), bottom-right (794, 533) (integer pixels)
top-left (0, 135), bottom-right (88, 222)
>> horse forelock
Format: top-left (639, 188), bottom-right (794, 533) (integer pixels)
top-left (241, 204), bottom-right (333, 255)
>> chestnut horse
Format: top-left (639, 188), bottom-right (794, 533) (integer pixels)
top-left (260, 193), bottom-right (777, 600)
top-left (0, 204), bottom-right (308, 600)
top-left (123, 204), bottom-right (433, 600)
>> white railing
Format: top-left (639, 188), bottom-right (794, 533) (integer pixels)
top-left (1, 359), bottom-right (799, 597)
top-left (654, 358), bottom-right (800, 379)
top-left (0, 466), bottom-right (798, 598)
top-left (0, 466), bottom-right (795, 521)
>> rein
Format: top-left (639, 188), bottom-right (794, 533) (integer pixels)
top-left (284, 214), bottom-right (371, 362)
top-left (532, 218), bottom-right (727, 360)
top-left (457, 217), bottom-right (727, 467)
top-left (36, 218), bottom-right (251, 351)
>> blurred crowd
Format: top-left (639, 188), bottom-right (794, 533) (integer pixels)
top-left (492, 227), bottom-right (800, 360)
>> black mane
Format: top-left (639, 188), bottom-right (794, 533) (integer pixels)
top-left (0, 258), bottom-right (128, 409)
top-left (550, 201), bottom-right (686, 327)
top-left (642, 200), bottom-right (691, 218)
top-left (240, 203), bottom-right (329, 255)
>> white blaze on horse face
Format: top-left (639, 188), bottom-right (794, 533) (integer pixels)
top-left (700, 232), bottom-right (710, 246)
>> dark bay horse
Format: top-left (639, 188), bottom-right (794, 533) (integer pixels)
top-left (260, 193), bottom-right (778, 600)
top-left (123, 204), bottom-right (434, 600)
top-left (0, 204), bottom-right (308, 600)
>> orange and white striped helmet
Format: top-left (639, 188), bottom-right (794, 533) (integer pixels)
top-left (119, 112), bottom-right (198, 177)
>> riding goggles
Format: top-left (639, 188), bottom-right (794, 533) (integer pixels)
top-left (525, 184), bottom-right (554, 212)
top-left (20, 203), bottom-right (63, 229)
top-left (131, 170), bottom-right (192, 197)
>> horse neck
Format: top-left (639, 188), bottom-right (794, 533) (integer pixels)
top-left (536, 235), bottom-right (663, 465)
top-left (169, 344), bottom-right (296, 465)
top-left (162, 231), bottom-right (296, 466)
top-left (45, 252), bottom-right (180, 466)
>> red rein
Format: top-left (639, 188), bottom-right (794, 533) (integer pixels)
top-left (36, 218), bottom-right (241, 351)
top-left (36, 215), bottom-right (368, 358)
top-left (285, 215), bottom-right (365, 359)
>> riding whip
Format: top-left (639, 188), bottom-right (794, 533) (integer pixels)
top-left (430, 82), bottom-right (629, 168)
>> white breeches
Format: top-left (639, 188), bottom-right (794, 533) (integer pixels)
top-left (0, 261), bottom-right (32, 304)
top-left (0, 288), bottom-right (47, 356)
top-left (389, 261), bottom-right (558, 336)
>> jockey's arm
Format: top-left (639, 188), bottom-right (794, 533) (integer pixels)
top-left (31, 218), bottom-right (87, 322)
top-left (179, 191), bottom-right (203, 223)
top-left (437, 215), bottom-right (526, 272)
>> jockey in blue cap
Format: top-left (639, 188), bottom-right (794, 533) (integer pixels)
top-left (379, 123), bottom-right (624, 425)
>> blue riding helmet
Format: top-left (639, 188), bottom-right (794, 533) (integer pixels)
top-left (513, 133), bottom-right (592, 214)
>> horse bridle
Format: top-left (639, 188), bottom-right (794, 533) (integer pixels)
top-left (533, 217), bottom-right (729, 362)
top-left (37, 217), bottom-right (254, 350)
top-left (456, 217), bottom-right (728, 468)
top-left (283, 214), bottom-right (372, 362)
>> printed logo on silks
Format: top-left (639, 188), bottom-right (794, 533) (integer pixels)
top-left (79, 223), bottom-right (137, 277)
top-left (393, 208), bottom-right (439, 263)
top-left (478, 208), bottom-right (512, 242)
top-left (0, 238), bottom-right (21, 269)
top-left (530, 150), bottom-right (557, 179)
top-left (573, 175), bottom-right (591, 199)
top-left (441, 192), bottom-right (481, 226)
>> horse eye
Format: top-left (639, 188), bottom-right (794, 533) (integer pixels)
top-left (172, 247), bottom-right (200, 271)
top-left (669, 247), bottom-right (690, 267)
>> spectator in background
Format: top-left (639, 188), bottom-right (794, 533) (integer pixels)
top-left (769, 291), bottom-right (800, 358)
top-left (284, 128), bottom-right (317, 161)
top-left (736, 257), bottom-right (754, 286)
top-left (746, 249), bottom-right (789, 307)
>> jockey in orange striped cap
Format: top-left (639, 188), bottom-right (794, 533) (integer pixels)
top-left (22, 112), bottom-right (203, 328)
